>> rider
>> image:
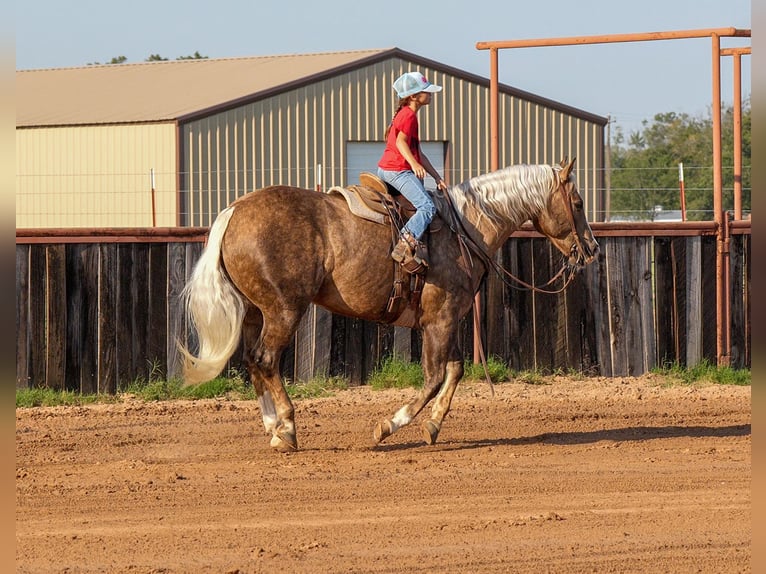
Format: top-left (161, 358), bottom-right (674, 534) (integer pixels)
top-left (378, 71), bottom-right (448, 270)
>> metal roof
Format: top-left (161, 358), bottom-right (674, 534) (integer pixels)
top-left (17, 47), bottom-right (607, 127)
top-left (16, 49), bottom-right (391, 127)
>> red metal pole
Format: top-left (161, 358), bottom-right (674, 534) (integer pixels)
top-left (732, 53), bottom-right (743, 220)
top-left (711, 34), bottom-right (728, 367)
top-left (720, 47), bottom-right (750, 221)
top-left (474, 48), bottom-right (500, 364)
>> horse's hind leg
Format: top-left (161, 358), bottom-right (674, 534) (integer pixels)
top-left (242, 308), bottom-right (277, 435)
top-left (242, 305), bottom-right (303, 452)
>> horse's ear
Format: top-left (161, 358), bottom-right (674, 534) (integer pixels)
top-left (559, 156), bottom-right (576, 181)
top-left (558, 157), bottom-right (569, 168)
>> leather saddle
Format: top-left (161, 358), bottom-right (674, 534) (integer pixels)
top-left (325, 172), bottom-right (436, 326)
top-left (325, 173), bottom-right (415, 228)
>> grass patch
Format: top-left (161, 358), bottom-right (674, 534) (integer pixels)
top-left (286, 376), bottom-right (349, 399)
top-left (368, 357), bottom-right (424, 390)
top-left (463, 356), bottom-right (511, 383)
top-left (653, 360), bottom-right (750, 386)
top-left (16, 371), bottom-right (350, 408)
top-left (513, 370), bottom-right (550, 385)
top-left (15, 387), bottom-right (112, 408)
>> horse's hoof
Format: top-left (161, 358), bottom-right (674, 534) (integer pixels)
top-left (373, 419), bottom-right (394, 444)
top-left (421, 420), bottom-right (441, 445)
top-left (270, 432), bottom-right (298, 452)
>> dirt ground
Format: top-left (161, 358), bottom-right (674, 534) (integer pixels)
top-left (16, 374), bottom-right (751, 574)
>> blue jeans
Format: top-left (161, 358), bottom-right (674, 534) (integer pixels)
top-left (377, 168), bottom-right (436, 240)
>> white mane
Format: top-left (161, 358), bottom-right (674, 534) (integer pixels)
top-left (448, 164), bottom-right (560, 233)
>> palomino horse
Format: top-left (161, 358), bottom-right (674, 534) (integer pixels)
top-left (180, 158), bottom-right (599, 452)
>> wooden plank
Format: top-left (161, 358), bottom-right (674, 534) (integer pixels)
top-left (313, 306), bottom-right (334, 378)
top-left (130, 244), bottom-right (151, 381)
top-left (578, 248), bottom-right (602, 374)
top-left (637, 238), bottom-right (656, 372)
top-left (515, 239), bottom-right (535, 370)
top-left (622, 237), bottom-right (655, 375)
top-left (592, 238), bottom-right (613, 376)
top-left (532, 239), bottom-right (556, 370)
top-left (15, 245), bottom-right (30, 389)
top-left (673, 237), bottom-right (689, 366)
top-left (115, 244), bottom-right (134, 386)
top-left (653, 238), bottom-right (675, 366)
top-left (392, 326), bottom-right (413, 362)
top-left (328, 314), bottom-right (347, 378)
top-left (344, 317), bottom-right (365, 386)
top-left (563, 266), bottom-right (587, 371)
top-left (361, 320), bottom-right (377, 383)
top-left (65, 245), bottom-right (84, 391)
top-left (79, 244), bottom-right (100, 394)
top-left (148, 244), bottom-right (168, 378)
top-left (729, 234), bottom-right (745, 367)
top-left (294, 306), bottom-right (316, 382)
top-left (183, 242), bottom-right (203, 375)
top-left (45, 245), bottom-right (67, 390)
top-left (28, 246), bottom-right (47, 388)
top-left (97, 244), bottom-right (117, 393)
top-left (166, 242), bottom-right (188, 380)
top-left (700, 236), bottom-right (717, 362)
top-left (486, 250), bottom-right (507, 360)
top-left (604, 238), bottom-right (627, 376)
top-left (503, 240), bottom-right (521, 369)
top-left (685, 236), bottom-right (703, 366)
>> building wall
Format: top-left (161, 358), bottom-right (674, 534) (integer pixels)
top-left (180, 57), bottom-right (604, 226)
top-left (16, 123), bottom-right (178, 228)
top-left (16, 57), bottom-right (604, 229)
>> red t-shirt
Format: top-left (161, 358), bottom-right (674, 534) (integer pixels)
top-left (378, 106), bottom-right (420, 171)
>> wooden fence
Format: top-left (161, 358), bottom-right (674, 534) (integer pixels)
top-left (16, 222), bottom-right (750, 392)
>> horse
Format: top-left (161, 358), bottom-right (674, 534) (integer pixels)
top-left (179, 158), bottom-right (599, 452)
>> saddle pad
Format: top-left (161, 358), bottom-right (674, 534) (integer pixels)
top-left (326, 186), bottom-right (387, 225)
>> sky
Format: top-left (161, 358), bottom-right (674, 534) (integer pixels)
top-left (14, 0), bottom-right (752, 136)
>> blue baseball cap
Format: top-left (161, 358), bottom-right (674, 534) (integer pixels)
top-left (393, 72), bottom-right (442, 99)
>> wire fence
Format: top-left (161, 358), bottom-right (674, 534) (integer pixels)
top-left (16, 165), bottom-right (752, 228)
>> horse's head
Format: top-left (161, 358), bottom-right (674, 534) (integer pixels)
top-left (532, 157), bottom-right (599, 270)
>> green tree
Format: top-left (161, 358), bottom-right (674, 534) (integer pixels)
top-left (87, 55), bottom-right (127, 65)
top-left (87, 52), bottom-right (208, 65)
top-left (609, 102), bottom-right (751, 221)
top-left (176, 51), bottom-right (208, 60)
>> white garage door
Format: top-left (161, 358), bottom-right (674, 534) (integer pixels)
top-left (346, 142), bottom-right (445, 192)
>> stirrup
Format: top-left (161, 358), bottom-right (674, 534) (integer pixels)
top-left (392, 232), bottom-right (428, 274)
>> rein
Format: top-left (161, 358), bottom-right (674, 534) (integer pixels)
top-left (440, 173), bottom-right (582, 297)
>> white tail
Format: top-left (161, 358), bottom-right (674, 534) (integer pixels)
top-left (179, 206), bottom-right (245, 385)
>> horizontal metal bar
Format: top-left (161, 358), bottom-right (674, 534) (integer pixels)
top-left (476, 27), bottom-right (750, 51)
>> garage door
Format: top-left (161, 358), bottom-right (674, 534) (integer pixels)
top-left (346, 142), bottom-right (445, 191)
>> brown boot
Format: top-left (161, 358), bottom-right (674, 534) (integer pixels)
top-left (391, 233), bottom-right (414, 263)
top-left (391, 232), bottom-right (428, 273)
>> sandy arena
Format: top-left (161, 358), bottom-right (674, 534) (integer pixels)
top-left (16, 375), bottom-right (751, 573)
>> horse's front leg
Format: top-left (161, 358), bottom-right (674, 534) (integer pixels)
top-left (373, 379), bottom-right (443, 444)
top-left (373, 321), bottom-right (461, 445)
top-left (420, 357), bottom-right (463, 445)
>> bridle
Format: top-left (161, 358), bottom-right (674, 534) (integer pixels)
top-left (442, 169), bottom-right (588, 295)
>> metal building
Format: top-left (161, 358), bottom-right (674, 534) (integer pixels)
top-left (16, 48), bottom-right (607, 228)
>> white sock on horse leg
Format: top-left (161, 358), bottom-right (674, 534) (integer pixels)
top-left (258, 391), bottom-right (278, 433)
